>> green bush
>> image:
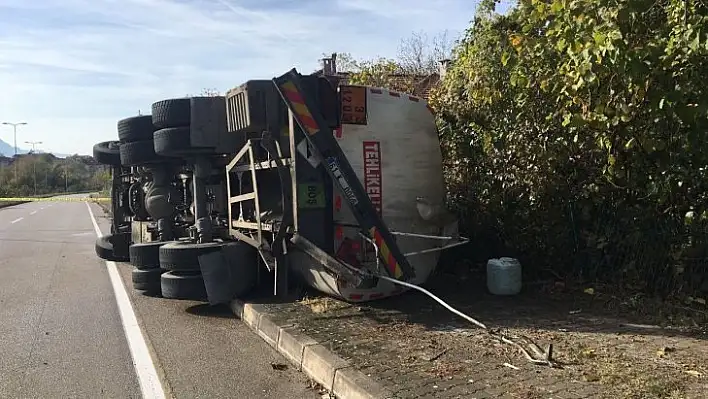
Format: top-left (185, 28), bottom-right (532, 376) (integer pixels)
top-left (431, 0), bottom-right (708, 295)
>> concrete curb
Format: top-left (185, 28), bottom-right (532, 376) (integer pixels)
top-left (230, 300), bottom-right (395, 399)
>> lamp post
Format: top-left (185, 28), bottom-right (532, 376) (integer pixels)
top-left (1, 121), bottom-right (27, 180)
top-left (25, 140), bottom-right (42, 195)
top-left (64, 160), bottom-right (70, 192)
top-left (2, 121), bottom-right (27, 156)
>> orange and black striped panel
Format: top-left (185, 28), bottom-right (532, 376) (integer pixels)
top-left (278, 81), bottom-right (320, 135)
top-left (368, 226), bottom-right (404, 279)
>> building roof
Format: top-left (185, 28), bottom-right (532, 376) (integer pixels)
top-left (312, 53), bottom-right (447, 99)
top-left (314, 69), bottom-right (440, 99)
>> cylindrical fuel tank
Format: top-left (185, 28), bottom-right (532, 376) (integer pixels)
top-left (293, 85), bottom-right (451, 302)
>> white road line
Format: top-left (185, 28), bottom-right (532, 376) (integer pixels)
top-left (70, 232), bottom-right (94, 237)
top-left (11, 217), bottom-right (23, 224)
top-left (85, 202), bottom-right (166, 399)
top-left (30, 211), bottom-right (37, 215)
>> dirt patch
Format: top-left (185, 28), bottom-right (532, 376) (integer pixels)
top-left (96, 201), bottom-right (111, 216)
top-left (250, 273), bottom-right (708, 398)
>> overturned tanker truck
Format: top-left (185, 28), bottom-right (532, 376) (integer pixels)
top-left (92, 68), bottom-right (468, 303)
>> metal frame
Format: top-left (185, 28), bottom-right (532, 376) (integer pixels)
top-left (392, 232), bottom-right (470, 258)
top-left (226, 137), bottom-right (291, 273)
top-left (111, 165), bottom-right (133, 235)
top-left (358, 229), bottom-right (470, 274)
top-left (226, 140), bottom-right (290, 229)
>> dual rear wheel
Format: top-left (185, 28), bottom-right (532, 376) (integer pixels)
top-left (127, 240), bottom-right (256, 301)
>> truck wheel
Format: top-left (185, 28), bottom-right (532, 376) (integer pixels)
top-left (154, 127), bottom-right (214, 157)
top-left (95, 233), bottom-right (130, 262)
top-left (152, 99), bottom-right (190, 129)
top-left (119, 140), bottom-right (162, 166)
top-left (132, 267), bottom-right (164, 293)
top-left (95, 235), bottom-right (115, 260)
top-left (129, 241), bottom-right (165, 269)
top-left (93, 141), bottom-right (121, 166)
top-left (161, 271), bottom-right (207, 300)
top-left (159, 241), bottom-right (224, 271)
top-left (118, 115), bottom-right (154, 142)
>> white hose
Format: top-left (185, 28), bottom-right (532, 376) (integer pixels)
top-left (377, 274), bottom-right (556, 366)
top-left (377, 275), bottom-right (487, 329)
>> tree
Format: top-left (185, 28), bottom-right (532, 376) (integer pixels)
top-left (0, 154), bottom-right (109, 196)
top-left (397, 30), bottom-right (454, 75)
top-left (199, 88), bottom-right (221, 97)
top-left (348, 57), bottom-right (417, 93)
top-left (322, 52), bottom-right (361, 73)
top-left (431, 0), bottom-right (708, 294)
top-left (339, 31), bottom-right (455, 94)
top-left (184, 88), bottom-right (222, 97)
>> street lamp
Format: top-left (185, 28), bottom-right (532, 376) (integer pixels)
top-left (2, 121), bottom-right (27, 180)
top-left (25, 140), bottom-right (41, 153)
top-left (25, 140), bottom-right (42, 195)
top-left (1, 121), bottom-right (28, 156)
top-left (64, 161), bottom-right (69, 192)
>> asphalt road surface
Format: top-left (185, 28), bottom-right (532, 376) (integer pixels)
top-left (0, 195), bottom-right (319, 399)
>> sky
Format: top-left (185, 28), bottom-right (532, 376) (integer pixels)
top-left (0, 0), bottom-right (509, 156)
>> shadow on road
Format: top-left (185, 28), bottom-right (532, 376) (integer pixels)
top-left (139, 291), bottom-right (163, 299)
top-left (185, 303), bottom-right (236, 319)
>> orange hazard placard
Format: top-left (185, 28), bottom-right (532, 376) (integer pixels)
top-left (340, 86), bottom-right (367, 125)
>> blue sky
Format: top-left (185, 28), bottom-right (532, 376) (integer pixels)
top-left (0, 0), bottom-right (509, 156)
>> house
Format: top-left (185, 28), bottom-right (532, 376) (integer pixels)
top-left (313, 53), bottom-right (449, 100)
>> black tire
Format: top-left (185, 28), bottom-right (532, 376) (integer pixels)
top-left (161, 271), bottom-right (207, 300)
top-left (95, 235), bottom-right (115, 260)
top-left (129, 241), bottom-right (165, 269)
top-left (159, 241), bottom-right (224, 271)
top-left (152, 99), bottom-right (190, 129)
top-left (119, 140), bottom-right (162, 166)
top-left (153, 127), bottom-right (189, 156)
top-left (117, 115), bottom-right (154, 142)
top-left (95, 233), bottom-right (130, 262)
top-left (132, 267), bottom-right (164, 293)
top-left (153, 127), bottom-right (215, 157)
top-left (93, 141), bottom-right (121, 166)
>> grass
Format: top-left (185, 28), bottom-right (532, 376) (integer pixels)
top-left (559, 341), bottom-right (692, 399)
top-left (299, 296), bottom-right (351, 314)
top-left (0, 191), bottom-right (98, 209)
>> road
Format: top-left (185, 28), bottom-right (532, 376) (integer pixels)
top-left (0, 195), bottom-right (319, 399)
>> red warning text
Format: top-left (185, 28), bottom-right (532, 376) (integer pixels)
top-left (363, 141), bottom-right (382, 215)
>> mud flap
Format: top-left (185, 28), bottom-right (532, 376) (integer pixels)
top-left (198, 250), bottom-right (232, 305)
top-left (198, 243), bottom-right (258, 305)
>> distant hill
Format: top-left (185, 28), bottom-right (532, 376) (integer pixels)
top-left (0, 138), bottom-right (28, 156)
top-left (0, 138), bottom-right (71, 158)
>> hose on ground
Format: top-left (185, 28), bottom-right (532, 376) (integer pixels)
top-left (377, 275), bottom-right (558, 368)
